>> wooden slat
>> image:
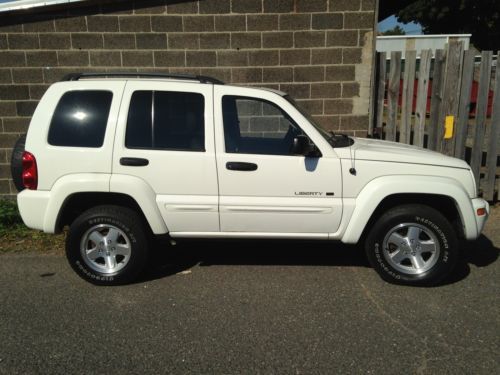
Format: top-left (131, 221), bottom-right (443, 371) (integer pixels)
top-left (470, 51), bottom-right (493, 187)
top-left (386, 51), bottom-right (401, 142)
top-left (439, 41), bottom-right (464, 155)
top-left (400, 50), bottom-right (416, 144)
top-left (454, 50), bottom-right (476, 158)
top-left (375, 52), bottom-right (387, 132)
top-left (427, 49), bottom-right (446, 151)
top-left (413, 49), bottom-right (431, 147)
top-left (483, 54), bottom-right (499, 201)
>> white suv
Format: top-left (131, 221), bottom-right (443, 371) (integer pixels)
top-left (14, 72), bottom-right (489, 286)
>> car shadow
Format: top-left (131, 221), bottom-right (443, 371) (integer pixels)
top-left (444, 234), bottom-right (500, 285)
top-left (137, 235), bottom-right (499, 286)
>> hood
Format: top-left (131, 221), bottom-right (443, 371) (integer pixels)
top-left (346, 137), bottom-right (470, 170)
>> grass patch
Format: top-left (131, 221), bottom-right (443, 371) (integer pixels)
top-left (0, 199), bottom-right (65, 254)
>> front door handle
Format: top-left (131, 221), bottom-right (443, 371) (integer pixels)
top-left (120, 157), bottom-right (149, 167)
top-left (226, 162), bottom-right (258, 171)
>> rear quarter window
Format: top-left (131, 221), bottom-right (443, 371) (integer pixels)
top-left (48, 90), bottom-right (113, 148)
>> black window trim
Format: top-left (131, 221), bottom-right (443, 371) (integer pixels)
top-left (125, 89), bottom-right (206, 153)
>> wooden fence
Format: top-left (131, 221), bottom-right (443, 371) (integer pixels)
top-left (371, 41), bottom-right (500, 202)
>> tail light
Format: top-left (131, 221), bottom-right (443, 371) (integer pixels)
top-left (22, 151), bottom-right (37, 190)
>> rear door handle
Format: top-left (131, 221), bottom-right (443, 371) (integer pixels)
top-left (120, 157), bottom-right (149, 167)
top-left (226, 162), bottom-right (258, 171)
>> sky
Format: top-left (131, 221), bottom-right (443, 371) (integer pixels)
top-left (378, 15), bottom-right (422, 35)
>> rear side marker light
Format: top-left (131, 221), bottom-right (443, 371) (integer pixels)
top-left (476, 208), bottom-right (486, 216)
top-left (22, 151), bottom-right (38, 190)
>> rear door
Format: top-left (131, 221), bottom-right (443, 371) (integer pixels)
top-left (113, 80), bottom-right (219, 233)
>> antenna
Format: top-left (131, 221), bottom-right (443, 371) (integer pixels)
top-left (349, 142), bottom-right (357, 176)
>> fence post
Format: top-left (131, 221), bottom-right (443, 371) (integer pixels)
top-left (454, 50), bottom-right (476, 159)
top-left (438, 41), bottom-right (464, 155)
top-left (413, 49), bottom-right (432, 147)
top-left (400, 50), bottom-right (416, 144)
top-left (484, 55), bottom-right (500, 201)
top-left (428, 49), bottom-right (446, 151)
top-left (386, 51), bottom-right (401, 142)
top-left (470, 51), bottom-right (493, 188)
top-left (375, 52), bottom-right (387, 134)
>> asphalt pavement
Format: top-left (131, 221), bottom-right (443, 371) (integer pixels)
top-left (0, 211), bottom-right (498, 374)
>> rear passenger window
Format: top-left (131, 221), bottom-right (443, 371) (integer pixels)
top-left (48, 91), bottom-right (112, 148)
top-left (125, 91), bottom-right (205, 151)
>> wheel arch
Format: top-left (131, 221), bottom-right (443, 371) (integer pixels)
top-left (341, 175), bottom-right (476, 243)
top-left (56, 192), bottom-right (158, 234)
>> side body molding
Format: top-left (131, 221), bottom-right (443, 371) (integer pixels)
top-left (110, 174), bottom-right (168, 234)
top-left (340, 175), bottom-right (476, 243)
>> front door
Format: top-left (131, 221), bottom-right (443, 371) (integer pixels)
top-left (214, 85), bottom-right (343, 236)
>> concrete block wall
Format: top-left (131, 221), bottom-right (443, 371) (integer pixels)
top-left (0, 0), bottom-right (376, 197)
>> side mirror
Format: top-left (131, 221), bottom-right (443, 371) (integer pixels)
top-left (291, 135), bottom-right (321, 157)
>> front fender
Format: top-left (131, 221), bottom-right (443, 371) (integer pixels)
top-left (341, 175), bottom-right (476, 244)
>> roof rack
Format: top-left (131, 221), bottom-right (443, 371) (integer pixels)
top-left (60, 72), bottom-right (225, 85)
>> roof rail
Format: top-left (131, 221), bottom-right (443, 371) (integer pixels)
top-left (60, 72), bottom-right (225, 85)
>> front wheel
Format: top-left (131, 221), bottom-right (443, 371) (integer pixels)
top-left (365, 204), bottom-right (459, 286)
top-left (66, 205), bottom-right (149, 285)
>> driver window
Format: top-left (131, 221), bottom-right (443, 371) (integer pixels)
top-left (222, 95), bottom-right (305, 155)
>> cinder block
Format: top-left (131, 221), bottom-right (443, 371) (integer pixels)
top-left (294, 31), bottom-right (325, 48)
top-left (136, 33), bottom-right (167, 49)
top-left (122, 51), bottom-right (153, 67)
top-left (312, 13), bottom-right (343, 30)
top-left (104, 34), bottom-right (136, 50)
top-left (200, 33), bottom-right (230, 49)
top-left (151, 16), bottom-right (183, 32)
top-left (186, 51), bottom-right (216, 67)
top-left (325, 65), bottom-right (355, 81)
top-left (215, 15), bottom-right (246, 31)
top-left (8, 34), bottom-right (39, 50)
top-left (26, 51), bottom-right (57, 67)
top-left (183, 16), bottom-right (215, 32)
top-left (58, 51), bottom-right (90, 66)
top-left (280, 49), bottom-right (311, 65)
top-left (40, 34), bottom-right (71, 50)
top-left (279, 14), bottom-right (311, 30)
top-left (87, 16), bottom-right (119, 32)
top-left (324, 99), bottom-right (353, 114)
top-left (263, 32), bottom-right (293, 48)
top-left (168, 33), bottom-right (199, 49)
top-left (294, 66), bottom-right (325, 82)
top-left (119, 16), bottom-right (151, 32)
top-left (154, 51), bottom-right (186, 67)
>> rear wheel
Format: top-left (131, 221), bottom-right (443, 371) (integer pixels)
top-left (365, 204), bottom-right (458, 286)
top-left (66, 205), bottom-right (149, 285)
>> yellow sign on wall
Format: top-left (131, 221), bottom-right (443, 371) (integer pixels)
top-left (444, 116), bottom-right (454, 139)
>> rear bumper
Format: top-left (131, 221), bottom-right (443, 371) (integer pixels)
top-left (17, 189), bottom-right (51, 232)
top-left (471, 197), bottom-right (489, 238)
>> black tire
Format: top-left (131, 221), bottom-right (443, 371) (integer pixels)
top-left (365, 204), bottom-right (458, 286)
top-left (66, 205), bottom-right (149, 286)
top-left (10, 134), bottom-right (26, 192)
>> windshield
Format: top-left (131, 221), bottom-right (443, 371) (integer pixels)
top-left (284, 95), bottom-right (354, 148)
